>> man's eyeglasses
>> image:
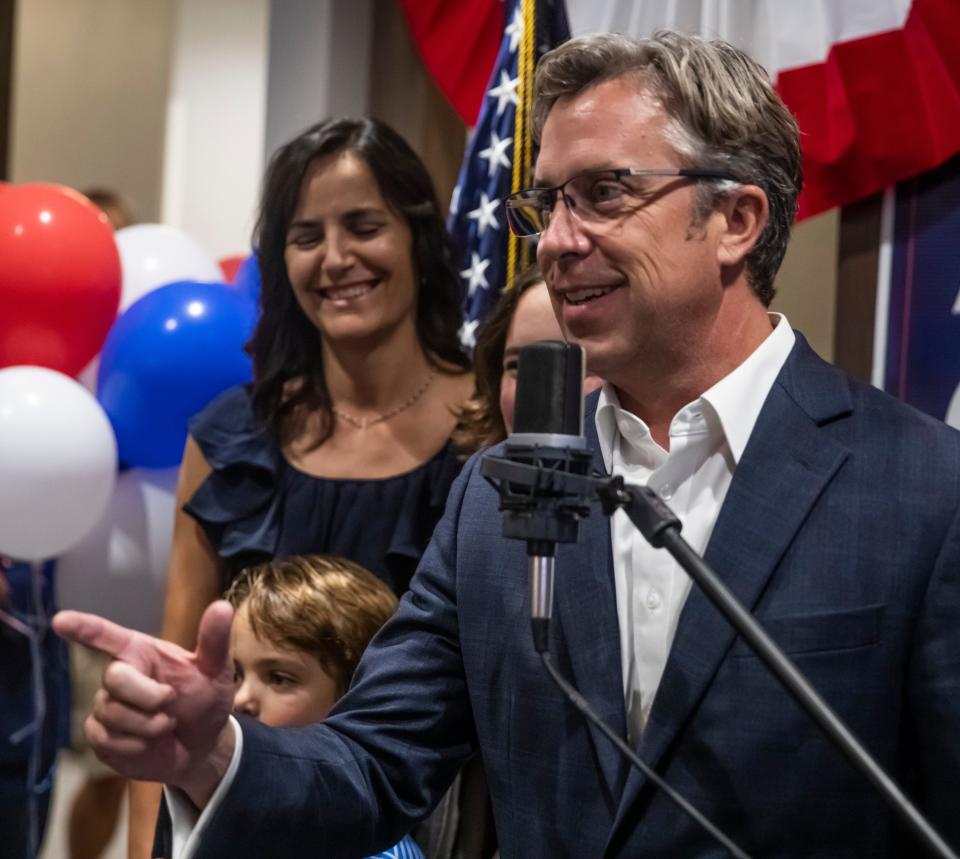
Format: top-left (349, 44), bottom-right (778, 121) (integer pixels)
top-left (503, 167), bottom-right (738, 237)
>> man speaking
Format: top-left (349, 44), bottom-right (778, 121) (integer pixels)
top-left (56, 31), bottom-right (960, 857)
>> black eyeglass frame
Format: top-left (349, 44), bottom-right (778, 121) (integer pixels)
top-left (503, 167), bottom-right (739, 236)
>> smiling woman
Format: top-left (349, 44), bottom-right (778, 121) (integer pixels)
top-left (282, 152), bottom-right (422, 388)
top-left (251, 117), bottom-right (472, 472)
top-left (128, 118), bottom-right (477, 859)
top-left (161, 114), bottom-right (473, 643)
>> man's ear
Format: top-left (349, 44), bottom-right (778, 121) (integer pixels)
top-left (715, 184), bottom-right (768, 268)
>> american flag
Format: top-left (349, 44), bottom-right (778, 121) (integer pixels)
top-left (447, 0), bottom-right (570, 349)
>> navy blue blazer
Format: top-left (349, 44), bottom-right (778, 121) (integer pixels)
top-left (197, 335), bottom-right (960, 857)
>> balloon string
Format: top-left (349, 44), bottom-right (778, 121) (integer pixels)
top-left (0, 606), bottom-right (32, 637)
top-left (0, 561), bottom-right (50, 857)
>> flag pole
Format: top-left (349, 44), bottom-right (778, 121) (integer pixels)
top-left (506, 0), bottom-right (536, 288)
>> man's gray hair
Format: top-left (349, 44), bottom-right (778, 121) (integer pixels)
top-left (532, 31), bottom-right (802, 306)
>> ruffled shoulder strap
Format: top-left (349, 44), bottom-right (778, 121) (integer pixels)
top-left (183, 386), bottom-right (283, 574)
top-left (188, 385), bottom-right (275, 472)
top-left (381, 441), bottom-right (464, 592)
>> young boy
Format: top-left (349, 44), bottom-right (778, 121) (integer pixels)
top-left (156, 554), bottom-right (424, 859)
top-left (226, 554), bottom-right (395, 726)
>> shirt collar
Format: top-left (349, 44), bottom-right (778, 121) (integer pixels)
top-left (700, 313), bottom-right (795, 464)
top-left (595, 313), bottom-right (795, 469)
top-left (595, 384), bottom-right (625, 472)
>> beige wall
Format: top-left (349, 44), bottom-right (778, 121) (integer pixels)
top-left (163, 0), bottom-right (268, 257)
top-left (9, 0), bottom-right (174, 221)
top-left (368, 0), bottom-right (465, 213)
top-left (771, 208), bottom-right (839, 362)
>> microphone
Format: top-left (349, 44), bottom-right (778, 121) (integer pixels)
top-left (481, 340), bottom-right (594, 652)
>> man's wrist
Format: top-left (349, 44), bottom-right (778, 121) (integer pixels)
top-left (177, 721), bottom-right (236, 809)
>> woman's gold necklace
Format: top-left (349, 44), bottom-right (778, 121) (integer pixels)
top-left (332, 369), bottom-right (438, 430)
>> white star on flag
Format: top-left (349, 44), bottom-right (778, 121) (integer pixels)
top-left (460, 252), bottom-right (491, 298)
top-left (487, 70), bottom-right (520, 116)
top-left (459, 318), bottom-right (480, 349)
top-left (479, 131), bottom-right (513, 178)
top-left (466, 193), bottom-right (500, 237)
top-left (505, 7), bottom-right (523, 53)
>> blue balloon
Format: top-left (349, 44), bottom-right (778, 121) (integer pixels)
top-left (232, 252), bottom-right (261, 304)
top-left (97, 280), bottom-right (257, 468)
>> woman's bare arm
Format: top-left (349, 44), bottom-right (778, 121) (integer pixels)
top-left (127, 436), bottom-right (227, 859)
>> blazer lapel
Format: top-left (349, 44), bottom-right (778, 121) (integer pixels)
top-left (605, 336), bottom-right (854, 850)
top-left (553, 392), bottom-right (630, 804)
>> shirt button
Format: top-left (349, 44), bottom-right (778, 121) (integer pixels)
top-left (646, 590), bottom-right (662, 611)
top-left (659, 484), bottom-right (674, 501)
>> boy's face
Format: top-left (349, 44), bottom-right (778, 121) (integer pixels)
top-left (231, 602), bottom-right (340, 727)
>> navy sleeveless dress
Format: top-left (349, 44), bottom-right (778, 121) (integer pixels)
top-left (184, 386), bottom-right (463, 595)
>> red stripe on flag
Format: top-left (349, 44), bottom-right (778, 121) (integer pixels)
top-left (778, 0), bottom-right (960, 219)
top-left (398, 0), bottom-right (504, 125)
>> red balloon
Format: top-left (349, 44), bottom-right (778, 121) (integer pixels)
top-left (218, 254), bottom-right (246, 283)
top-left (0, 184), bottom-right (121, 376)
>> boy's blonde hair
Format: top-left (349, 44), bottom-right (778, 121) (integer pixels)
top-left (225, 554), bottom-right (398, 695)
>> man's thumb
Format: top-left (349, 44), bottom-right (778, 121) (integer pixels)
top-left (194, 600), bottom-right (234, 679)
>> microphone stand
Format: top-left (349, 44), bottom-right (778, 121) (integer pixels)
top-left (595, 475), bottom-right (959, 859)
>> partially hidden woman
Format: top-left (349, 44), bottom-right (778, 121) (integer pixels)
top-left (455, 264), bottom-right (602, 451)
top-left (129, 117), bottom-right (475, 859)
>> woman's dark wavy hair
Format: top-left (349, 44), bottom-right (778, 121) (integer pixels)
top-left (247, 117), bottom-right (469, 445)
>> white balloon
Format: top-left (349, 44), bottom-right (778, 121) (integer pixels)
top-left (57, 467), bottom-right (178, 635)
top-left (0, 366), bottom-right (118, 560)
top-left (115, 223), bottom-right (223, 310)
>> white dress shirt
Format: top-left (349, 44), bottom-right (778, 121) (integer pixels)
top-left (169, 315), bottom-right (796, 856)
top-left (166, 718), bottom-right (244, 859)
top-left (595, 314), bottom-right (795, 744)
